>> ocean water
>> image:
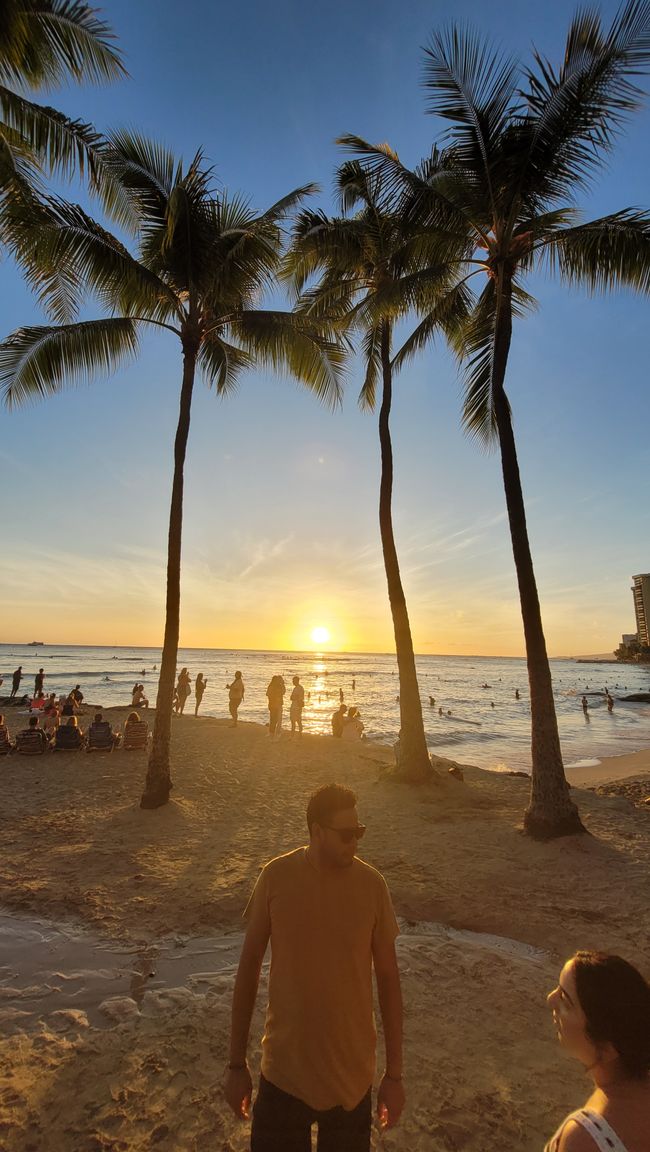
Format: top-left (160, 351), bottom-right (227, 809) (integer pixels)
top-left (2, 643), bottom-right (650, 773)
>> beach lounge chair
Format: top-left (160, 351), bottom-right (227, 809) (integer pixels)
top-left (15, 729), bottom-right (50, 755)
top-left (54, 726), bottom-right (84, 752)
top-left (122, 719), bottom-right (149, 750)
top-left (87, 721), bottom-right (118, 752)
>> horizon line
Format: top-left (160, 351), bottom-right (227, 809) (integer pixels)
top-left (0, 640), bottom-right (609, 661)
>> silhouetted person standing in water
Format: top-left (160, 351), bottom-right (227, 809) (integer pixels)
top-left (290, 676), bottom-right (305, 735)
top-left (227, 671), bottom-right (245, 726)
top-left (266, 675), bottom-right (284, 738)
top-left (194, 673), bottom-right (207, 716)
top-left (582, 696), bottom-right (589, 717)
top-left (34, 668), bottom-right (45, 695)
top-left (10, 666), bottom-right (22, 699)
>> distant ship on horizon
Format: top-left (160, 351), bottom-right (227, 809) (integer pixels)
top-left (27, 640), bottom-right (45, 646)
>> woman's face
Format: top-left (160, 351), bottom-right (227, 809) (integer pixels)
top-left (547, 960), bottom-right (597, 1066)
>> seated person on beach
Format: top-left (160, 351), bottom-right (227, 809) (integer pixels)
top-left (71, 685), bottom-right (84, 706)
top-left (131, 683), bottom-right (149, 709)
top-left (123, 710), bottom-right (149, 749)
top-left (545, 951), bottom-right (650, 1152)
top-left (88, 712), bottom-right (120, 750)
top-left (54, 715), bottom-right (84, 751)
top-left (43, 693), bottom-right (58, 717)
top-left (331, 703), bottom-right (347, 737)
top-left (341, 706), bottom-right (364, 741)
top-left (61, 693), bottom-right (76, 717)
top-left (16, 715), bottom-right (51, 754)
top-left (0, 715), bottom-right (13, 754)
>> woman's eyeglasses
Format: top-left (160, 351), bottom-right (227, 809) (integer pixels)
top-left (322, 824), bottom-right (366, 844)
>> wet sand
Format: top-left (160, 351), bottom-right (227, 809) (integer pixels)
top-left (0, 707), bottom-right (649, 1151)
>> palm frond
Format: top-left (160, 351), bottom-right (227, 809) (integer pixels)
top-left (543, 207), bottom-right (650, 293)
top-left (232, 309), bottom-right (347, 409)
top-left (0, 317), bottom-right (138, 408)
top-left (422, 24), bottom-right (520, 207)
top-left (391, 279), bottom-right (476, 373)
top-left (0, 1), bottom-right (125, 89)
top-left (257, 183), bottom-right (318, 225)
top-left (522, 0), bottom-right (650, 199)
top-left (0, 85), bottom-right (102, 179)
top-left (101, 130), bottom-right (175, 230)
top-left (358, 324), bottom-right (382, 410)
top-left (198, 330), bottom-right (252, 396)
top-left (18, 196), bottom-right (181, 324)
top-left (456, 279), bottom-right (501, 447)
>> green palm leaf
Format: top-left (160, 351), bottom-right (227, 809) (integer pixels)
top-left (232, 309), bottom-right (345, 409)
top-left (523, 0), bottom-right (650, 199)
top-left (197, 331), bottom-right (252, 396)
top-left (0, 317), bottom-right (138, 407)
top-left (543, 208), bottom-right (650, 293)
top-left (0, 1), bottom-right (125, 89)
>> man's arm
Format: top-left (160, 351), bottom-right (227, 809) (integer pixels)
top-left (373, 934), bottom-right (405, 1129)
top-left (224, 901), bottom-right (270, 1119)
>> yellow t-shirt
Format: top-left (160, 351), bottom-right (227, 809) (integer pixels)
top-left (245, 847), bottom-right (399, 1111)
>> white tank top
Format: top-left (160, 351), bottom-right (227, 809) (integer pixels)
top-left (545, 1108), bottom-right (629, 1152)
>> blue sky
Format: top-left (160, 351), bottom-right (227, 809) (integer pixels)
top-left (1, 0), bottom-right (649, 654)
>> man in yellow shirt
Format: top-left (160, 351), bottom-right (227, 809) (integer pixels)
top-left (225, 783), bottom-right (405, 1149)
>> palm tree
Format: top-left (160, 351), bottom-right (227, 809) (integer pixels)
top-left (338, 0), bottom-right (650, 836)
top-left (285, 159), bottom-right (468, 783)
top-left (0, 1), bottom-right (126, 250)
top-left (0, 132), bottom-right (345, 807)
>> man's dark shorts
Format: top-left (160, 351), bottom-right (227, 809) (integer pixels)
top-left (251, 1074), bottom-right (372, 1152)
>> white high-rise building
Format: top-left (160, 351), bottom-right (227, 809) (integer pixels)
top-left (631, 573), bottom-right (650, 647)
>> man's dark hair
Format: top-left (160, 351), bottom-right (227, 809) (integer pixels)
top-left (307, 783), bottom-right (357, 833)
top-left (28, 716), bottom-right (38, 727)
top-left (573, 951), bottom-right (650, 1079)
top-left (94, 712), bottom-right (103, 722)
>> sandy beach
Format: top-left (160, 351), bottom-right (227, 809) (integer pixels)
top-left (0, 707), bottom-right (649, 1151)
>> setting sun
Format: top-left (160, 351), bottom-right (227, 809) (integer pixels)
top-left (311, 626), bottom-right (330, 646)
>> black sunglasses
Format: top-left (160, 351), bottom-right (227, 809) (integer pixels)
top-left (322, 824), bottom-right (366, 843)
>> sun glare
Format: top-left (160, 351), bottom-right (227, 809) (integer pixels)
top-left (311, 626), bottom-right (330, 646)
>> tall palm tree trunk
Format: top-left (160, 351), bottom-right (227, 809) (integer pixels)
top-left (379, 322), bottom-right (437, 784)
top-left (141, 344), bottom-right (197, 809)
top-left (491, 267), bottom-right (583, 838)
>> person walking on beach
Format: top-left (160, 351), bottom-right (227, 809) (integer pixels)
top-left (545, 951), bottom-right (650, 1152)
top-left (265, 675), bottom-right (284, 738)
top-left (194, 673), bottom-right (207, 717)
top-left (34, 668), bottom-right (45, 695)
top-left (290, 675), bottom-right (304, 736)
top-left (606, 690), bottom-right (614, 713)
top-left (10, 666), bottom-right (22, 699)
top-left (227, 672), bottom-right (244, 726)
top-left (581, 696), bottom-right (589, 716)
top-left (225, 783), bottom-right (405, 1147)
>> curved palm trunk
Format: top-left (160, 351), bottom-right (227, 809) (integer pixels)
top-left (492, 267), bottom-right (583, 838)
top-left (379, 322), bottom-right (437, 784)
top-left (141, 345), bottom-right (196, 809)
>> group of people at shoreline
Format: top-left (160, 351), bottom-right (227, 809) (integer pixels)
top-left (167, 668), bottom-right (368, 740)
